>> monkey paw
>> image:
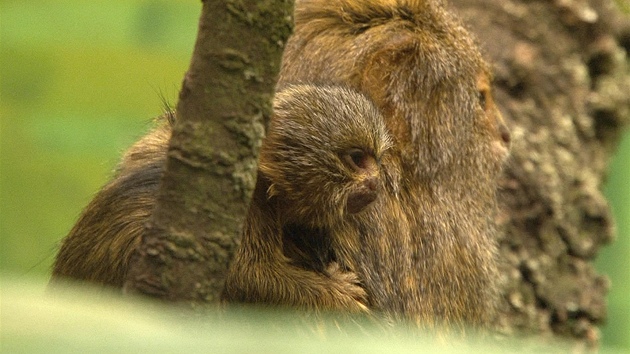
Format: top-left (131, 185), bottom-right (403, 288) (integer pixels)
top-left (325, 262), bottom-right (369, 312)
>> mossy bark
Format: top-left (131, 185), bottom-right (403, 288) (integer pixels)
top-left (123, 0), bottom-right (293, 303)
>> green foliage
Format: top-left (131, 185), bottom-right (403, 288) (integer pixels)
top-left (0, 0), bottom-right (198, 274)
top-left (596, 135), bottom-right (630, 350)
top-left (2, 278), bottom-right (595, 353)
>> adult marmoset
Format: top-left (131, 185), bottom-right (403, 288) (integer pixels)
top-left (276, 0), bottom-right (511, 329)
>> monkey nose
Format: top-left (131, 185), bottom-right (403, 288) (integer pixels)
top-left (346, 177), bottom-right (380, 214)
top-left (499, 123), bottom-right (511, 146)
top-left (346, 190), bottom-right (378, 214)
top-left (365, 176), bottom-right (379, 192)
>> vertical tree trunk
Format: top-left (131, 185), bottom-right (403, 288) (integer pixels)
top-left (450, 0), bottom-right (630, 348)
top-left (123, 0), bottom-right (293, 303)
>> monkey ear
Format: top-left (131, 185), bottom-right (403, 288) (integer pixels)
top-left (363, 34), bottom-right (419, 103)
top-left (359, 33), bottom-right (418, 136)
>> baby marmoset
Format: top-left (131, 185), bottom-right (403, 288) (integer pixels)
top-left (222, 84), bottom-right (393, 312)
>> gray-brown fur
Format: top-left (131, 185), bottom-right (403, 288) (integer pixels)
top-left (222, 84), bottom-right (392, 312)
top-left (276, 0), bottom-right (511, 329)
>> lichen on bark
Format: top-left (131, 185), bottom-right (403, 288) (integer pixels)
top-left (123, 0), bottom-right (294, 304)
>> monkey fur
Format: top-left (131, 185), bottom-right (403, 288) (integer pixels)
top-left (51, 0), bottom-right (510, 329)
top-left (275, 0), bottom-right (511, 329)
top-left (222, 84), bottom-right (392, 312)
top-left (51, 114), bottom-right (172, 287)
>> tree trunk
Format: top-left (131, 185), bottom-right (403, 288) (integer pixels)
top-left (449, 0), bottom-right (630, 348)
top-left (123, 0), bottom-right (294, 303)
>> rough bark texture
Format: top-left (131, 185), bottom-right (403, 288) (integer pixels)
top-left (449, 0), bottom-right (630, 348)
top-left (123, 0), bottom-right (293, 303)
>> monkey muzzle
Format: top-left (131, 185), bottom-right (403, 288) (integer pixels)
top-left (346, 176), bottom-right (379, 214)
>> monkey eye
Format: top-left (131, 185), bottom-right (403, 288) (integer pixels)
top-left (343, 148), bottom-right (370, 171)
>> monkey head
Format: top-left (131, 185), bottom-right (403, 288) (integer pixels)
top-left (258, 84), bottom-right (392, 228)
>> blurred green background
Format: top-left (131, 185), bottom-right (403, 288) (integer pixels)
top-left (0, 0), bottom-right (628, 350)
